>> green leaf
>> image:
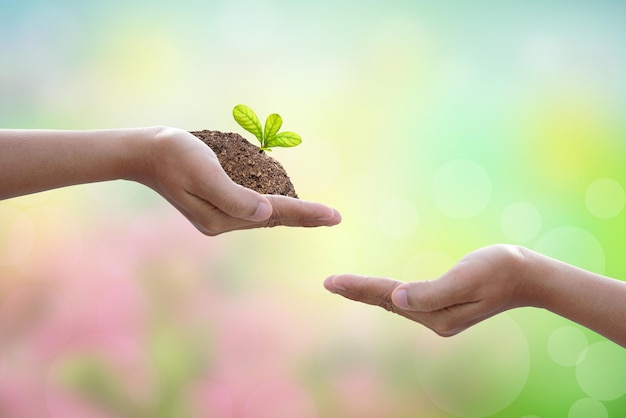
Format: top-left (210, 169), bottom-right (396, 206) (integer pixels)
top-left (264, 113), bottom-right (282, 143)
top-left (266, 131), bottom-right (302, 148)
top-left (233, 104), bottom-right (263, 144)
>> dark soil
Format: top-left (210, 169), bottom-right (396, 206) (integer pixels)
top-left (191, 130), bottom-right (298, 198)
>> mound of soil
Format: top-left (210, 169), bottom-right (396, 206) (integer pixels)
top-left (191, 130), bottom-right (298, 198)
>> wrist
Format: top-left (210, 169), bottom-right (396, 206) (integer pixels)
top-left (120, 126), bottom-right (170, 186)
top-left (513, 246), bottom-right (553, 309)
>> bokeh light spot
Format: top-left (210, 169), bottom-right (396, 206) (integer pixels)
top-left (97, 285), bottom-right (147, 344)
top-left (46, 334), bottom-right (159, 418)
top-left (377, 197), bottom-right (419, 239)
top-left (500, 202), bottom-right (542, 243)
top-left (432, 159), bottom-right (492, 219)
top-left (281, 228), bottom-right (356, 294)
top-left (585, 178), bottom-right (625, 219)
top-left (211, 312), bottom-right (265, 380)
top-left (0, 285), bottom-right (73, 360)
top-left (241, 380), bottom-right (317, 418)
top-left (415, 313), bottom-right (529, 418)
top-left (401, 250), bottom-right (455, 281)
top-left (568, 398), bottom-right (608, 418)
top-left (280, 135), bottom-right (341, 196)
top-left (522, 98), bottom-right (609, 188)
top-left (0, 205), bottom-right (34, 266)
top-left (548, 326), bottom-right (588, 367)
top-left (575, 341), bottom-right (626, 401)
top-left (177, 380), bottom-right (235, 418)
top-left (521, 34), bottom-right (565, 80)
top-left (12, 206), bottom-right (83, 281)
top-left (316, 336), bottom-right (379, 384)
top-left (339, 300), bottom-right (382, 339)
top-left (534, 226), bottom-right (605, 274)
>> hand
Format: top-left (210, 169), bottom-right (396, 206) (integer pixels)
top-left (136, 127), bottom-right (341, 235)
top-left (0, 126), bottom-right (341, 235)
top-left (324, 245), bottom-right (530, 336)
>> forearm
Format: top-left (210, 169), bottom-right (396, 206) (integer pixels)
top-left (524, 248), bottom-right (626, 347)
top-left (0, 128), bottom-right (155, 200)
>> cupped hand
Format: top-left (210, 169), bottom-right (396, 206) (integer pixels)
top-left (324, 245), bottom-right (531, 336)
top-left (136, 127), bottom-right (341, 235)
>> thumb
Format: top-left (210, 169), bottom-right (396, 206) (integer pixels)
top-left (229, 188), bottom-right (273, 222)
top-left (391, 276), bottom-right (468, 312)
top-left (212, 185), bottom-right (273, 222)
top-left (196, 165), bottom-right (273, 222)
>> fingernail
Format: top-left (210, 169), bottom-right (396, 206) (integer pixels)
top-left (392, 288), bottom-right (409, 309)
top-left (323, 276), bottom-right (338, 294)
top-left (329, 209), bottom-right (342, 224)
top-left (251, 200), bottom-right (272, 221)
top-left (330, 276), bottom-right (346, 291)
top-left (317, 207), bottom-right (336, 221)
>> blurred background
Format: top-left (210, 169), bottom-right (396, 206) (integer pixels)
top-left (1, 0), bottom-right (626, 417)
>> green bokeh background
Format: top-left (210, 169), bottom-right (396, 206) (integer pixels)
top-left (2, 0), bottom-right (626, 417)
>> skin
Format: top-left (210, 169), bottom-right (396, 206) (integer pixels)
top-left (0, 126), bottom-right (341, 234)
top-left (324, 244), bottom-right (626, 348)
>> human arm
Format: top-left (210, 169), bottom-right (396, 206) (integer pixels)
top-left (0, 126), bottom-right (341, 234)
top-left (324, 244), bottom-right (626, 348)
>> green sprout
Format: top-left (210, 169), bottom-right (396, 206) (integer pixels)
top-left (233, 104), bottom-right (302, 152)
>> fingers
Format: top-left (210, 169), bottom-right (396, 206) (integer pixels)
top-left (181, 193), bottom-right (341, 236)
top-left (221, 197), bottom-right (341, 234)
top-left (391, 270), bottom-right (477, 313)
top-left (191, 165), bottom-right (274, 222)
top-left (324, 274), bottom-right (403, 313)
top-left (264, 195), bottom-right (342, 227)
top-left (324, 274), bottom-right (496, 337)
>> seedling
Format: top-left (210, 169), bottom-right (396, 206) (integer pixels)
top-left (233, 104), bottom-right (302, 152)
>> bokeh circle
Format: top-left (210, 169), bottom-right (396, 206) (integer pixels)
top-left (548, 326), bottom-right (588, 367)
top-left (585, 178), bottom-right (625, 219)
top-left (377, 197), bottom-right (419, 239)
top-left (432, 159), bottom-right (492, 219)
top-left (500, 202), bottom-right (542, 243)
top-left (575, 341), bottom-right (626, 401)
top-left (415, 313), bottom-right (530, 417)
top-left (568, 398), bottom-right (608, 418)
top-left (534, 226), bottom-right (605, 274)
